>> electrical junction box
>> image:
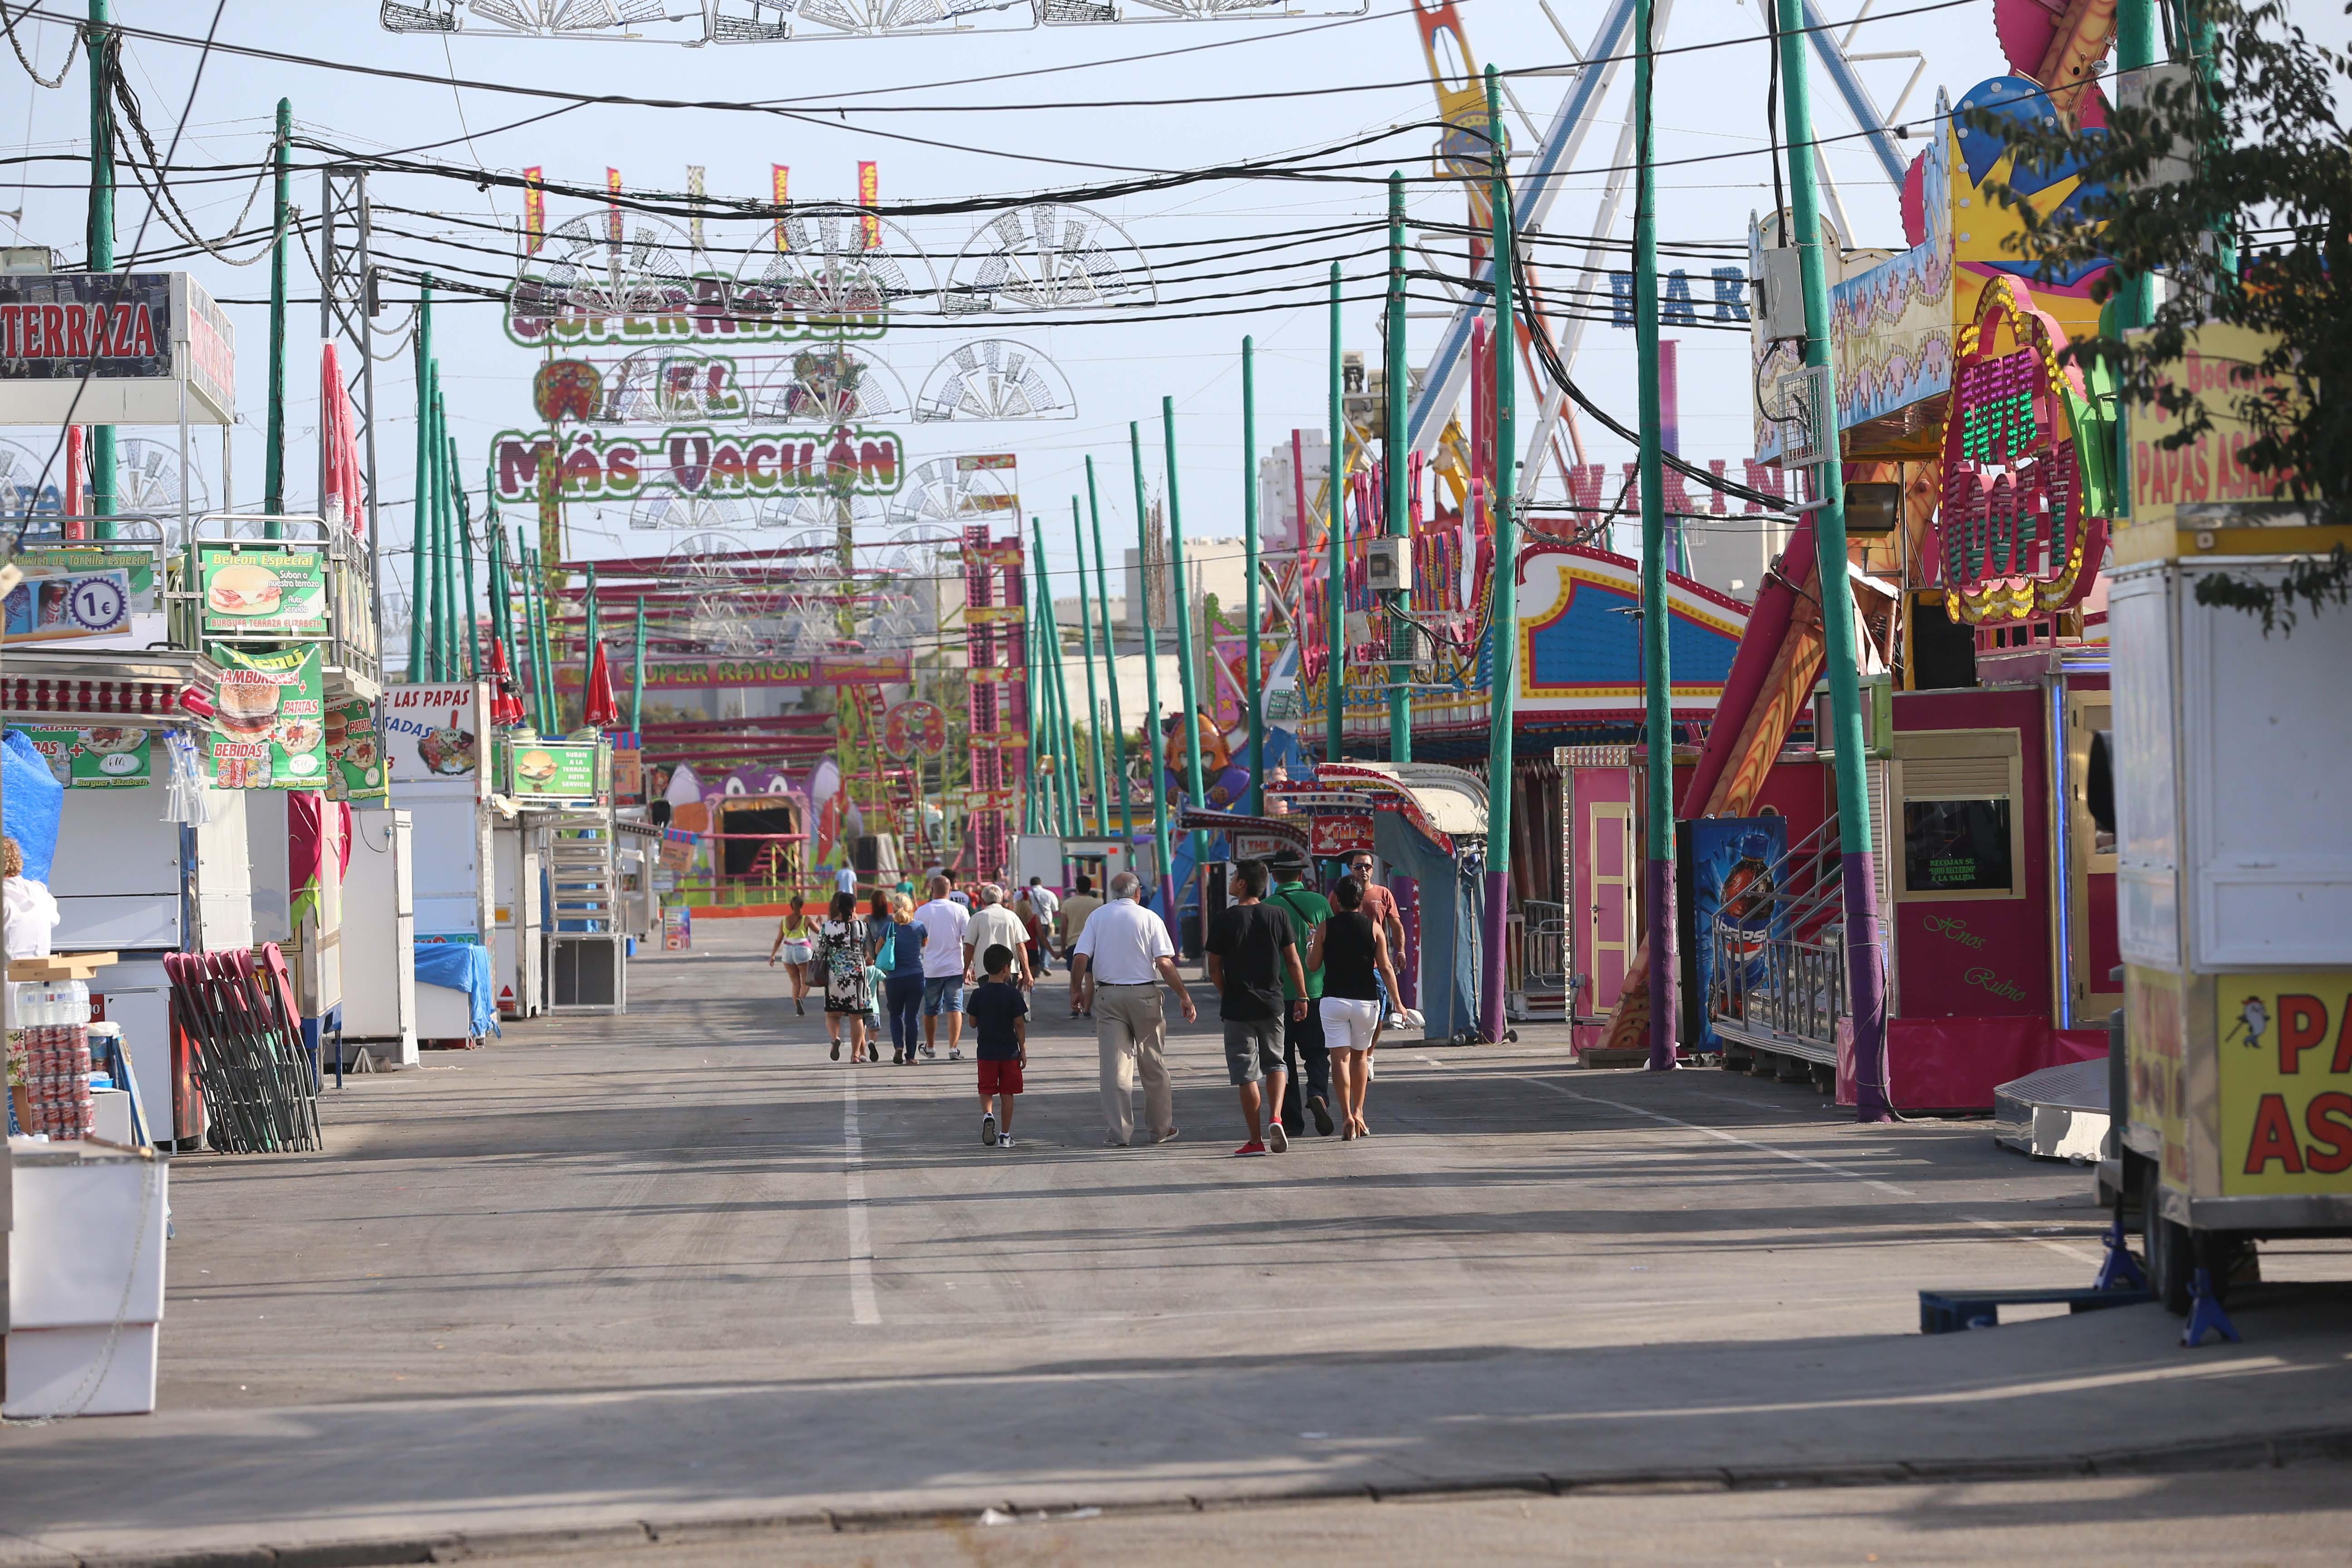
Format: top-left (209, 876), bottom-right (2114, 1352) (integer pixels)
top-left (1365, 536), bottom-right (1409, 593)
top-left (1758, 246), bottom-right (1808, 342)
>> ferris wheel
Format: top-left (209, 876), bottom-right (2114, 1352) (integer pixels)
top-left (519, 211), bottom-right (696, 326)
top-left (915, 338), bottom-right (1077, 421)
top-left (944, 203), bottom-right (1153, 314)
top-left (888, 456), bottom-right (1016, 531)
top-left (735, 206), bottom-right (936, 328)
top-left (0, 437), bottom-right (64, 519)
top-left (780, 0), bottom-right (1025, 37)
top-left (114, 437), bottom-right (210, 521)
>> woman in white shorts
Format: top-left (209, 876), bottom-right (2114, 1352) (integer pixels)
top-left (767, 893), bottom-right (816, 1015)
top-left (1308, 877), bottom-right (1402, 1139)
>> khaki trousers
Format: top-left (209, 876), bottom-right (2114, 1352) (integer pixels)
top-left (1094, 984), bottom-right (1172, 1144)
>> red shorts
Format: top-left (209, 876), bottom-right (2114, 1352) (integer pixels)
top-left (977, 1058), bottom-right (1024, 1096)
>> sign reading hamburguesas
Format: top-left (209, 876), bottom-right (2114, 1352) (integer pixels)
top-left (206, 642), bottom-right (326, 789)
top-left (195, 543), bottom-right (329, 640)
top-left (326, 699), bottom-right (388, 802)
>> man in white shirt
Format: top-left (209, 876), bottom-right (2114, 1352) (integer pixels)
top-left (1070, 872), bottom-right (1197, 1147)
top-left (964, 883), bottom-right (1034, 989)
top-left (912, 874), bottom-right (973, 1061)
top-left (835, 863), bottom-right (860, 898)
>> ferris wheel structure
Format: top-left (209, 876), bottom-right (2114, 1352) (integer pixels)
top-left (943, 203), bottom-right (1153, 315)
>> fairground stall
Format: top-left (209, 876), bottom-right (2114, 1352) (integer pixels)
top-left (494, 731), bottom-right (624, 1014)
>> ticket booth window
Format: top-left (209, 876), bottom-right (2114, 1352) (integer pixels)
top-left (1902, 798), bottom-right (2015, 894)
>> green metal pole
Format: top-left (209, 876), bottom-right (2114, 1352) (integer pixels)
top-left (1386, 171), bottom-right (1413, 765)
top-left (436, 388), bottom-right (460, 681)
top-left (1073, 497), bottom-right (1110, 837)
top-left (2112, 0), bottom-right (2159, 518)
top-left (264, 98), bottom-right (290, 532)
top-left (1032, 529), bottom-right (1079, 839)
top-left (1774, 0), bottom-right (1887, 1120)
top-left (1162, 397), bottom-right (1209, 893)
top-left (1478, 64), bottom-right (1521, 1047)
top-left (1129, 422), bottom-right (1175, 922)
top-left (86, 0), bottom-right (115, 537)
top-left (488, 514), bottom-right (512, 706)
top-left (455, 437), bottom-right (480, 681)
top-left (1241, 336), bottom-right (1265, 815)
top-left (630, 595), bottom-right (646, 731)
top-left (420, 364), bottom-right (444, 680)
top-left (519, 536), bottom-right (544, 728)
top-left (1086, 456), bottom-right (1137, 850)
top-left (531, 538), bottom-right (558, 729)
top-left (406, 281), bottom-right (432, 683)
top-left (1326, 261), bottom-right (1347, 769)
top-left (1631, 23), bottom-right (1677, 1071)
top-left (1022, 603), bottom-right (1039, 836)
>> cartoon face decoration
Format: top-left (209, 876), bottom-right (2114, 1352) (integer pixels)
top-left (533, 360), bottom-right (603, 424)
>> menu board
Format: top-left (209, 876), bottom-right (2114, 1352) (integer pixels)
top-left (206, 642), bottom-right (327, 789)
top-left (382, 682), bottom-right (483, 790)
top-left (5, 545), bottom-right (156, 643)
top-left (326, 699), bottom-right (388, 802)
top-left (1902, 798), bottom-right (2015, 894)
top-left (195, 543), bottom-right (329, 640)
top-left (503, 738), bottom-right (602, 802)
top-left (20, 726), bottom-right (151, 788)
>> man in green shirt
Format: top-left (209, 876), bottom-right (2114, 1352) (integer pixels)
top-left (1264, 850), bottom-right (1334, 1137)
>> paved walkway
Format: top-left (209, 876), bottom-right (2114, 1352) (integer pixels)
top-left (4, 920), bottom-right (2349, 1563)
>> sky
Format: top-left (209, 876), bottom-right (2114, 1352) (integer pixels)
top-left (1, 0), bottom-right (2036, 649)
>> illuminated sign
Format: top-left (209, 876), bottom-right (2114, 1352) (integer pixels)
top-left (1933, 277), bottom-right (2113, 625)
top-left (489, 423), bottom-right (905, 504)
top-left (504, 273), bottom-right (887, 348)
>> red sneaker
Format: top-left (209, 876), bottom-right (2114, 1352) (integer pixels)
top-left (1232, 1140), bottom-right (1268, 1157)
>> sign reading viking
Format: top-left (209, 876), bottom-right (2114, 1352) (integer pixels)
top-left (490, 423), bottom-right (905, 505)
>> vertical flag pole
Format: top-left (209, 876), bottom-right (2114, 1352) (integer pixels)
top-left (1073, 498), bottom-right (1110, 837)
top-left (1633, 5), bottom-right (1680, 1071)
top-left (1241, 336), bottom-right (1265, 815)
top-left (1477, 65), bottom-right (1521, 1047)
top-left (1086, 458), bottom-right (1137, 853)
top-left (1129, 424), bottom-right (1176, 926)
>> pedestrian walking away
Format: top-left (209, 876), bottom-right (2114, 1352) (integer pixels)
top-left (816, 890), bottom-right (880, 1064)
top-left (880, 892), bottom-right (927, 1064)
top-left (1345, 851), bottom-right (1410, 1032)
top-left (1204, 858), bottom-right (1310, 1157)
top-left (1069, 871), bottom-right (1196, 1147)
top-left (835, 862), bottom-right (860, 899)
top-left (966, 942), bottom-right (1029, 1148)
top-left (766, 894), bottom-right (815, 1016)
top-left (1309, 877), bottom-right (1402, 1140)
top-left (1265, 850), bottom-right (1335, 1137)
top-left (912, 875), bottom-right (972, 1061)
top-left (965, 883), bottom-right (1034, 990)
top-left (1020, 877), bottom-right (1061, 977)
top-left (1058, 876), bottom-right (1103, 1015)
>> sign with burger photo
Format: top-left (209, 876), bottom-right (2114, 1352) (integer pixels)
top-left (206, 642), bottom-right (327, 789)
top-left (501, 738), bottom-right (601, 802)
top-left (325, 698), bottom-right (388, 803)
top-left (196, 544), bottom-right (329, 641)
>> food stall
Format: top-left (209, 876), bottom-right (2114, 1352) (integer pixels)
top-left (495, 733), bottom-right (624, 1014)
top-left (383, 680), bottom-right (495, 1044)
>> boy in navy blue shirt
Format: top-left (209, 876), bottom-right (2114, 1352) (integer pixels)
top-left (967, 943), bottom-right (1029, 1148)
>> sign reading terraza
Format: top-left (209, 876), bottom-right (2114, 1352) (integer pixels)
top-left (490, 423), bottom-right (905, 504)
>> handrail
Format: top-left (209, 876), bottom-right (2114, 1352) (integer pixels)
top-left (9, 513), bottom-right (171, 548)
top-left (192, 512), bottom-right (331, 543)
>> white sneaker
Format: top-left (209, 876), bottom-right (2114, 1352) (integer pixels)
top-left (997, 1133), bottom-right (1014, 1148)
top-left (1267, 1123), bottom-right (1289, 1153)
top-left (980, 1112), bottom-right (997, 1147)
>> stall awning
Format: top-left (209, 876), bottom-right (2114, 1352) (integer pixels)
top-left (0, 647), bottom-right (220, 728)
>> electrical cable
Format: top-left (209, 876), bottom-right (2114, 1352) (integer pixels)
top-left (0, 0), bottom-right (75, 89)
top-left (10, 0), bottom-right (230, 544)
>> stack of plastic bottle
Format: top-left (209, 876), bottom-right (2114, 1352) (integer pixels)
top-left (14, 980), bottom-right (93, 1140)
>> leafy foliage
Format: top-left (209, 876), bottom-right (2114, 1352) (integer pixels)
top-left (1962, 1), bottom-right (2352, 625)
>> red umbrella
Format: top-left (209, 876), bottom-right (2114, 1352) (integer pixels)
top-left (583, 637), bottom-right (619, 730)
top-left (486, 636), bottom-right (528, 728)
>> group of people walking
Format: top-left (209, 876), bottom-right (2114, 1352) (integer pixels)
top-left (769, 853), bottom-right (1407, 1159)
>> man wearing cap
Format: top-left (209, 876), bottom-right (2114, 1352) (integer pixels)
top-left (1265, 851), bottom-right (1335, 1137)
top-left (1069, 871), bottom-right (1198, 1147)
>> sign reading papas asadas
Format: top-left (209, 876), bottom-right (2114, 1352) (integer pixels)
top-left (489, 423), bottom-right (904, 503)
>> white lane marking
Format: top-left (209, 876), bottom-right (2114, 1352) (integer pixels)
top-left (1508, 1073), bottom-right (1918, 1197)
top-left (843, 1073), bottom-right (881, 1325)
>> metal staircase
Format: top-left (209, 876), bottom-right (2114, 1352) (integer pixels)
top-left (544, 805), bottom-right (627, 1014)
